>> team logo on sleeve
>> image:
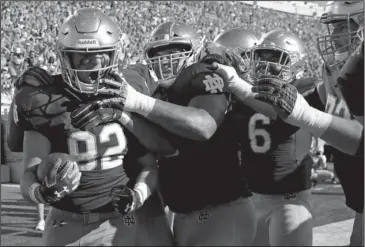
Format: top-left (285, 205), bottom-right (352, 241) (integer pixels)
top-left (203, 74), bottom-right (224, 93)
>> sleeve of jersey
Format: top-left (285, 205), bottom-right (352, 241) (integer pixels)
top-left (13, 86), bottom-right (60, 135)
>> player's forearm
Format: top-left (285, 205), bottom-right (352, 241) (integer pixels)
top-left (127, 94), bottom-right (217, 141)
top-left (286, 103), bottom-right (363, 155)
top-left (20, 165), bottom-right (39, 203)
top-left (134, 153), bottom-right (158, 205)
top-left (320, 117), bottom-right (363, 156)
top-left (230, 77), bottom-right (278, 119)
top-left (119, 112), bottom-right (177, 155)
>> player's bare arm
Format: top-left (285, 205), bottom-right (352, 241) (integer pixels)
top-left (20, 130), bottom-right (51, 202)
top-left (126, 93), bottom-right (229, 141)
top-left (85, 63), bottom-right (230, 141)
top-left (134, 152), bottom-right (158, 206)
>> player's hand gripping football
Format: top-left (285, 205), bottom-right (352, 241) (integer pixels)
top-left (110, 185), bottom-right (142, 215)
top-left (251, 76), bottom-right (309, 120)
top-left (34, 153), bottom-right (81, 204)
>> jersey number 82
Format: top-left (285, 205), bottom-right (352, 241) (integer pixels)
top-left (68, 123), bottom-right (127, 171)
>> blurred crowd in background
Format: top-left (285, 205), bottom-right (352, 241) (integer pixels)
top-left (1, 1), bottom-right (327, 96)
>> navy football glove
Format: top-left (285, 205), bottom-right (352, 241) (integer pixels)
top-left (252, 76), bottom-right (298, 119)
top-left (110, 185), bottom-right (142, 215)
top-left (34, 153), bottom-right (81, 204)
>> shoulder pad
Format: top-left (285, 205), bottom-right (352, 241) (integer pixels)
top-left (15, 67), bottom-right (55, 90)
top-left (15, 84), bottom-right (72, 129)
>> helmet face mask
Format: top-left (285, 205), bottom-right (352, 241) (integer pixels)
top-left (229, 47), bottom-right (252, 75)
top-left (317, 1), bottom-right (364, 67)
top-left (252, 48), bottom-right (291, 80)
top-left (146, 44), bottom-right (193, 88)
top-left (144, 21), bottom-right (203, 88)
top-left (60, 50), bottom-right (117, 93)
top-left (251, 30), bottom-right (306, 83)
top-left (56, 8), bottom-right (124, 95)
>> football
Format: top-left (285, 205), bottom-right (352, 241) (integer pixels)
top-left (36, 152), bottom-right (75, 185)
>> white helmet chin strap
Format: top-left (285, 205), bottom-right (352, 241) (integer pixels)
top-left (334, 51), bottom-right (350, 64)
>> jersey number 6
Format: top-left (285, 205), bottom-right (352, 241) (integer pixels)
top-left (248, 113), bottom-right (271, 153)
top-left (68, 123), bottom-right (127, 171)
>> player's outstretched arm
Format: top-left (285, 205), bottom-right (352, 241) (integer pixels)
top-left (253, 78), bottom-right (364, 156)
top-left (121, 63), bottom-right (231, 141)
top-left (127, 94), bottom-right (228, 141)
top-left (20, 130), bottom-right (51, 202)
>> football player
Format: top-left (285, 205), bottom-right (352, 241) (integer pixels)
top-left (245, 2), bottom-right (364, 246)
top-left (77, 21), bottom-right (257, 246)
top-left (218, 30), bottom-right (317, 246)
top-left (13, 8), bottom-right (174, 246)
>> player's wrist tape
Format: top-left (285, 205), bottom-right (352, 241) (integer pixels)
top-left (120, 111), bottom-right (132, 126)
top-left (29, 183), bottom-right (47, 204)
top-left (134, 182), bottom-right (151, 206)
top-left (228, 78), bottom-right (254, 102)
top-left (124, 91), bottom-right (156, 117)
top-left (286, 93), bottom-right (333, 138)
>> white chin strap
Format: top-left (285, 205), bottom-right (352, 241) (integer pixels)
top-left (334, 51), bottom-right (350, 64)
